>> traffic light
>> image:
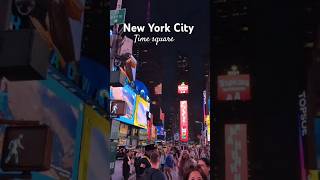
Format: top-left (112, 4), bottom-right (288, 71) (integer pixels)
top-left (1, 125), bottom-right (53, 172)
top-left (110, 100), bottom-right (126, 117)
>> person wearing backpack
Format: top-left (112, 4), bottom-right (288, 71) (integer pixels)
top-left (141, 151), bottom-right (165, 180)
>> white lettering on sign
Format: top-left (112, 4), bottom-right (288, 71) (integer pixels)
top-left (219, 79), bottom-right (250, 88)
top-left (123, 23), bottom-right (145, 32)
top-left (298, 91), bottom-right (307, 136)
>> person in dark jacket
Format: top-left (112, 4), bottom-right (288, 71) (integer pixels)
top-left (122, 150), bottom-right (131, 180)
top-left (134, 151), bottom-right (142, 177)
top-left (141, 151), bottom-right (165, 180)
top-left (136, 145), bottom-right (155, 179)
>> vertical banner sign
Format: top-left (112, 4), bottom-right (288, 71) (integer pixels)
top-left (206, 115), bottom-right (210, 142)
top-left (298, 90), bottom-right (307, 180)
top-left (225, 124), bottom-right (248, 180)
top-left (217, 74), bottom-right (251, 101)
top-left (180, 101), bottom-right (189, 142)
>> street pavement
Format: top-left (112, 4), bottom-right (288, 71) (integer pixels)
top-left (111, 160), bottom-right (179, 180)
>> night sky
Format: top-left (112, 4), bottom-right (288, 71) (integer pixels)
top-left (111, 0), bottom-right (210, 137)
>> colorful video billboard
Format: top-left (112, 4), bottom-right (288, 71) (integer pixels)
top-left (110, 85), bottom-right (136, 125)
top-left (134, 95), bottom-right (150, 129)
top-left (78, 105), bottom-right (110, 180)
top-left (180, 101), bottom-right (189, 143)
top-left (156, 126), bottom-right (164, 136)
top-left (205, 115), bottom-right (210, 142)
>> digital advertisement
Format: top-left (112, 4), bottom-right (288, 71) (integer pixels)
top-left (1, 0), bottom-right (319, 179)
top-left (134, 95), bottom-right (150, 129)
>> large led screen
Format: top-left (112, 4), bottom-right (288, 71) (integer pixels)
top-left (78, 105), bottom-right (110, 180)
top-left (134, 95), bottom-right (150, 129)
top-left (156, 126), bottom-right (164, 136)
top-left (110, 85), bottom-right (136, 125)
top-left (0, 76), bottom-right (83, 179)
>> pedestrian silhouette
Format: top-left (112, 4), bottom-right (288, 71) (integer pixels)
top-left (5, 134), bottom-right (24, 164)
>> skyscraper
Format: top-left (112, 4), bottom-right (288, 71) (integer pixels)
top-left (81, 1), bottom-right (108, 65)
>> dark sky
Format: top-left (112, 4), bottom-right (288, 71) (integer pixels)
top-left (111, 0), bottom-right (210, 137)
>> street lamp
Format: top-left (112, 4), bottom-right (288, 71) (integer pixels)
top-left (195, 121), bottom-right (204, 145)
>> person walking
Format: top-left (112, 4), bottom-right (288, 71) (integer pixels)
top-left (164, 147), bottom-right (175, 180)
top-left (136, 145), bottom-right (154, 180)
top-left (123, 150), bottom-right (131, 180)
top-left (141, 151), bottom-right (166, 180)
top-left (178, 150), bottom-right (197, 180)
top-left (197, 158), bottom-right (210, 180)
top-left (160, 149), bottom-right (166, 172)
top-left (134, 151), bottom-right (141, 174)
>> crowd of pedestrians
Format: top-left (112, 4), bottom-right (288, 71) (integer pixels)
top-left (121, 143), bottom-right (210, 180)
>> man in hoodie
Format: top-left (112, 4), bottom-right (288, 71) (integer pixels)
top-left (141, 151), bottom-right (165, 180)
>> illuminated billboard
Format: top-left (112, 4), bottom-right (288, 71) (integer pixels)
top-left (178, 82), bottom-right (189, 94)
top-left (110, 85), bottom-right (136, 125)
top-left (225, 124), bottom-right (248, 180)
top-left (134, 95), bottom-right (150, 129)
top-left (180, 101), bottom-right (189, 142)
top-left (156, 126), bottom-right (164, 136)
top-left (217, 74), bottom-right (250, 101)
top-left (205, 115), bottom-right (210, 142)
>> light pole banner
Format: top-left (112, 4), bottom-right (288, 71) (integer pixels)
top-left (180, 100), bottom-right (189, 143)
top-left (225, 124), bottom-right (248, 180)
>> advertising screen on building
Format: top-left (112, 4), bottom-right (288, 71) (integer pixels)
top-left (110, 85), bottom-right (136, 125)
top-left (205, 115), bottom-right (210, 142)
top-left (151, 125), bottom-right (157, 140)
top-left (217, 74), bottom-right (250, 101)
top-left (156, 126), bottom-right (164, 136)
top-left (139, 129), bottom-right (148, 141)
top-left (134, 95), bottom-right (150, 129)
top-left (225, 124), bottom-right (248, 180)
top-left (180, 101), bottom-right (189, 142)
top-left (178, 82), bottom-right (189, 94)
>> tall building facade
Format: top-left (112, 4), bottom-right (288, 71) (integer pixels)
top-left (81, 0), bottom-right (108, 65)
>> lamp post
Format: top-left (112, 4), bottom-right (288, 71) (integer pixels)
top-left (195, 121), bottom-right (204, 146)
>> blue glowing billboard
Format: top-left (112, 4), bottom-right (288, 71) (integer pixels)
top-left (156, 126), bottom-right (164, 136)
